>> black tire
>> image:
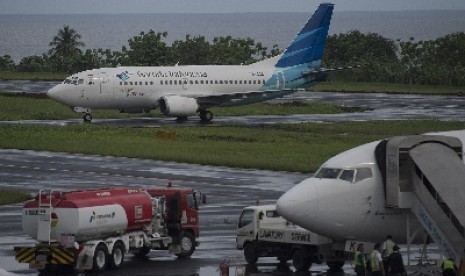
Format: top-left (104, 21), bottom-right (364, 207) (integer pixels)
top-left (134, 246), bottom-right (151, 258)
top-left (292, 250), bottom-right (311, 271)
top-left (327, 260), bottom-right (345, 271)
top-left (200, 110), bottom-right (213, 122)
top-left (93, 243), bottom-right (108, 272)
top-left (109, 242), bottom-right (125, 269)
top-left (83, 113), bottom-right (92, 123)
top-left (244, 242), bottom-right (258, 264)
top-left (176, 232), bottom-right (195, 258)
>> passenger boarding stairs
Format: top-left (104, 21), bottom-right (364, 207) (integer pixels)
top-left (377, 135), bottom-right (465, 266)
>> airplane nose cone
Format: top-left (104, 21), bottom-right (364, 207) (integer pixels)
top-left (47, 86), bottom-right (58, 100)
top-left (277, 178), bottom-right (319, 228)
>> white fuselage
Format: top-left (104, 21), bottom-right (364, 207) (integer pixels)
top-left (278, 130), bottom-right (465, 244)
top-left (277, 141), bottom-right (419, 244)
top-left (47, 62), bottom-right (279, 112)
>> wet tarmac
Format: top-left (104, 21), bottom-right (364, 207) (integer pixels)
top-left (2, 80), bottom-right (465, 125)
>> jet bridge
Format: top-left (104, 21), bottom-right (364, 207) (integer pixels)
top-left (376, 135), bottom-right (465, 264)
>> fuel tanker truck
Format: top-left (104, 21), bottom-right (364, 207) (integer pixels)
top-left (14, 186), bottom-right (201, 273)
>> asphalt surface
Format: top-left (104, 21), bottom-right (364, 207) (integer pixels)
top-left (2, 80), bottom-right (465, 125)
top-left (1, 148), bottom-right (346, 276)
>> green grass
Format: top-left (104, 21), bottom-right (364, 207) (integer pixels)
top-left (0, 188), bottom-right (32, 205)
top-left (1, 121), bottom-right (465, 173)
top-left (0, 71), bottom-right (68, 81)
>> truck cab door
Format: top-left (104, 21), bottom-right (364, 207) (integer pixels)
top-left (236, 209), bottom-right (256, 248)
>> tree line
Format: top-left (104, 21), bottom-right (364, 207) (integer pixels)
top-left (0, 25), bottom-right (464, 87)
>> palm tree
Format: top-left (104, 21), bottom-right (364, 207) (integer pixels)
top-left (48, 25), bottom-right (85, 57)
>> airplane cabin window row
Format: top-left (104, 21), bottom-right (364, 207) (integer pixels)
top-left (119, 79), bottom-right (266, 86)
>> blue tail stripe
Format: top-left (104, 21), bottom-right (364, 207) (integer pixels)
top-left (275, 3), bottom-right (333, 68)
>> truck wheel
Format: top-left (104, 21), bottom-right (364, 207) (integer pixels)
top-left (327, 260), bottom-right (345, 271)
top-left (292, 250), bottom-right (311, 271)
top-left (134, 246), bottom-right (151, 258)
top-left (109, 242), bottom-right (125, 269)
top-left (93, 243), bottom-right (108, 272)
top-left (176, 232), bottom-right (195, 258)
top-left (244, 242), bottom-right (258, 264)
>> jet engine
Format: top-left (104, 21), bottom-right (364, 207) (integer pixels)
top-left (157, 96), bottom-right (199, 117)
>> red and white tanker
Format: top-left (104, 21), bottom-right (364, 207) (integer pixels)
top-left (15, 186), bottom-right (201, 273)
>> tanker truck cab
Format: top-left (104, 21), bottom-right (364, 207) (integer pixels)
top-left (15, 186), bottom-right (201, 273)
top-left (236, 204), bottom-right (332, 272)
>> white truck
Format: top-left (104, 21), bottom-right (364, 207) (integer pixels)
top-left (236, 204), bottom-right (334, 271)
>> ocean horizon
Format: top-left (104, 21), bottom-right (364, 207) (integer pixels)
top-left (1, 10), bottom-right (465, 62)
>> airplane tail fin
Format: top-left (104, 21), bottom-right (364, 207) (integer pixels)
top-left (275, 3), bottom-right (334, 69)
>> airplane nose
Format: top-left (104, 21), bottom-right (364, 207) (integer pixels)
top-left (47, 86), bottom-right (58, 100)
top-left (277, 178), bottom-right (319, 227)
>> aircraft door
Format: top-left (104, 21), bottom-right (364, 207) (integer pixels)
top-left (182, 78), bottom-right (189, 90)
top-left (276, 71), bottom-right (286, 89)
top-left (99, 72), bottom-right (113, 96)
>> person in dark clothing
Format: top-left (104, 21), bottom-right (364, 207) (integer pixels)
top-left (387, 245), bottom-right (406, 276)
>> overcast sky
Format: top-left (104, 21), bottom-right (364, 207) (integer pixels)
top-left (1, 0), bottom-right (465, 14)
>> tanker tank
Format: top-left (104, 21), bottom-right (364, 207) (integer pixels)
top-left (22, 188), bottom-right (154, 242)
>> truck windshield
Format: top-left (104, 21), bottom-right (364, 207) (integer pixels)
top-left (238, 209), bottom-right (254, 228)
top-left (187, 193), bottom-right (198, 210)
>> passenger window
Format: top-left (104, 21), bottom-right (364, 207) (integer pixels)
top-left (355, 168), bottom-right (373, 182)
top-left (124, 82), bottom-right (128, 85)
top-left (129, 82), bottom-right (133, 85)
top-left (200, 80), bottom-right (204, 84)
top-left (238, 209), bottom-right (254, 228)
top-left (340, 170), bottom-right (355, 182)
top-left (145, 81), bottom-right (148, 85)
top-left (253, 80), bottom-right (257, 84)
top-left (150, 81), bottom-right (154, 85)
top-left (195, 80), bottom-right (199, 84)
top-left (190, 80), bottom-right (194, 85)
top-left (160, 80), bottom-right (163, 85)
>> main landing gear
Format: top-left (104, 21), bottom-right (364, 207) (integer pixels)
top-left (199, 110), bottom-right (213, 122)
top-left (83, 113), bottom-right (92, 123)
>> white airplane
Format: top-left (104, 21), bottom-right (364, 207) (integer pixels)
top-left (277, 130), bottom-right (465, 254)
top-left (47, 3), bottom-right (334, 122)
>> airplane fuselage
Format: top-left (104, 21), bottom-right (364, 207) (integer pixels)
top-left (48, 64), bottom-right (281, 111)
top-left (277, 141), bottom-right (424, 244)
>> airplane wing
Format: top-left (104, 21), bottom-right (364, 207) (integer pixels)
top-left (163, 88), bottom-right (303, 108)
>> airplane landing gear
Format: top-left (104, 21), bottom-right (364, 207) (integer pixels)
top-left (199, 110), bottom-right (213, 122)
top-left (83, 113), bottom-right (92, 123)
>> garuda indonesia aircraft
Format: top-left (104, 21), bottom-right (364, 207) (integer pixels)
top-left (47, 3), bottom-right (334, 122)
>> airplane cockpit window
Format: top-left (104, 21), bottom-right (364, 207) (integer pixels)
top-left (340, 169), bottom-right (355, 182)
top-left (315, 168), bottom-right (341, 179)
top-left (63, 78), bottom-right (72, 84)
top-left (355, 168), bottom-right (372, 182)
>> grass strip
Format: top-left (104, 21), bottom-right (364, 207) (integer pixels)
top-left (1, 121), bottom-right (465, 173)
top-left (0, 188), bottom-right (32, 205)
